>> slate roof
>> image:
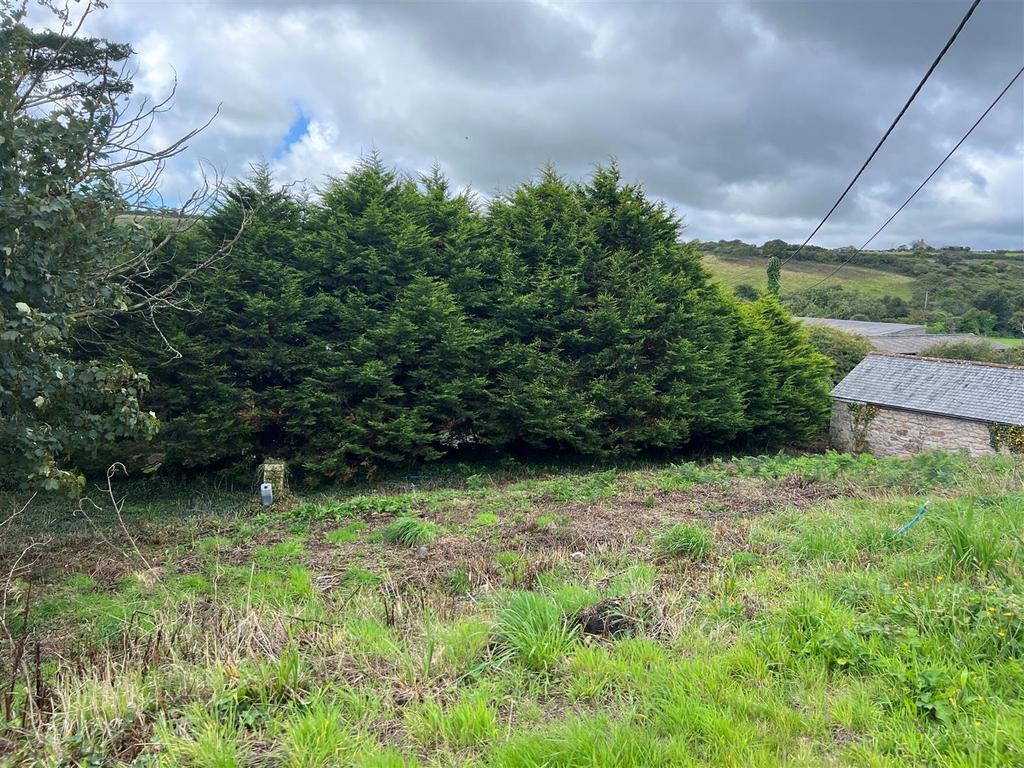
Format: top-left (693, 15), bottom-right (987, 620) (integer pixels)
top-left (831, 354), bottom-right (1024, 426)
top-left (871, 333), bottom-right (1010, 355)
top-left (798, 317), bottom-right (927, 336)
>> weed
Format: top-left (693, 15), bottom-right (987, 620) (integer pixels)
top-left (608, 563), bottom-right (657, 595)
top-left (438, 617), bottom-right (491, 675)
top-left (494, 591), bottom-right (579, 673)
top-left (326, 521), bottom-right (367, 544)
top-left (495, 551), bottom-right (528, 586)
top-left (447, 569), bottom-right (472, 595)
top-left (532, 514), bottom-right (562, 530)
top-left (407, 690), bottom-right (498, 749)
top-left (289, 494), bottom-right (411, 521)
top-left (933, 504), bottom-right (1010, 573)
top-left (344, 567), bottom-right (382, 587)
top-left (473, 512), bottom-right (499, 527)
top-left (381, 517), bottom-right (440, 547)
top-left (655, 523), bottom-right (714, 560)
top-left (158, 706), bottom-right (247, 768)
top-left (281, 698), bottom-right (357, 768)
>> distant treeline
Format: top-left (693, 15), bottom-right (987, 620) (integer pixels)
top-left (703, 240), bottom-right (1024, 337)
top-left (84, 160), bottom-right (831, 480)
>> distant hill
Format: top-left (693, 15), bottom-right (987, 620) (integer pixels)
top-left (699, 240), bottom-right (1024, 340)
top-left (701, 253), bottom-right (916, 300)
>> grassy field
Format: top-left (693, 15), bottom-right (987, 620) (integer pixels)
top-left (990, 337), bottom-right (1024, 348)
top-left (701, 254), bottom-right (917, 300)
top-left (2, 452), bottom-right (1023, 766)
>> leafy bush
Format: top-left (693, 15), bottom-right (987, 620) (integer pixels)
top-left (655, 523), bottom-right (714, 560)
top-left (920, 340), bottom-right (1024, 366)
top-left (806, 326), bottom-right (874, 384)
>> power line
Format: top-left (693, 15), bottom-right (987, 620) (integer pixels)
top-left (780, 0), bottom-right (982, 268)
top-left (720, 0), bottom-right (983, 290)
top-left (799, 63), bottom-right (1024, 294)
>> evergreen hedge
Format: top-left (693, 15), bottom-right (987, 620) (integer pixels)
top-left (94, 158), bottom-right (831, 479)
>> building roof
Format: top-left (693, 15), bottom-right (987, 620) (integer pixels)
top-left (870, 333), bottom-right (1010, 354)
top-left (831, 353), bottom-right (1024, 426)
top-left (798, 317), bottom-right (927, 337)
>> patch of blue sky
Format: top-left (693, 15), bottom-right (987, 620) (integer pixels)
top-left (274, 109), bottom-right (310, 159)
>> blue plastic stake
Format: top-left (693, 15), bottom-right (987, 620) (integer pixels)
top-left (897, 502), bottom-right (929, 535)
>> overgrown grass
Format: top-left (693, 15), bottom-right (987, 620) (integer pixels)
top-left (380, 516), bottom-right (441, 547)
top-left (654, 522), bottom-right (714, 560)
top-left (2, 451), bottom-right (1024, 765)
top-left (494, 591), bottom-right (580, 672)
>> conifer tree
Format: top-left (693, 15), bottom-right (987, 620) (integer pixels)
top-left (96, 164), bottom-right (309, 470)
top-left (739, 296), bottom-right (832, 441)
top-left (295, 156), bottom-right (483, 479)
top-left (92, 157), bottom-right (835, 481)
top-left (766, 256), bottom-right (782, 297)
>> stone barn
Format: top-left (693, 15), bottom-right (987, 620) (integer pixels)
top-left (829, 354), bottom-right (1024, 458)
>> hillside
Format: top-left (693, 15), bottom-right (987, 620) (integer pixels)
top-left (700, 241), bottom-right (1024, 340)
top-left (701, 253), bottom-right (917, 300)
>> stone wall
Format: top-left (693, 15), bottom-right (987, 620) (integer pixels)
top-left (830, 401), bottom-right (999, 458)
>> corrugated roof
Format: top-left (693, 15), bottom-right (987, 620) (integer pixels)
top-left (798, 317), bottom-right (928, 336)
top-left (871, 334), bottom-right (1010, 354)
top-left (831, 354), bottom-right (1024, 426)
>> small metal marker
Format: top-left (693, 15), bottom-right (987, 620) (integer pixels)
top-left (260, 482), bottom-right (274, 507)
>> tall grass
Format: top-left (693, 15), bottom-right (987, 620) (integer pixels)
top-left (280, 697), bottom-right (369, 768)
top-left (380, 516), bottom-right (440, 547)
top-left (494, 592), bottom-right (579, 672)
top-left (407, 690), bottom-right (498, 749)
top-left (655, 523), bottom-right (714, 560)
top-left (933, 503), bottom-right (1011, 573)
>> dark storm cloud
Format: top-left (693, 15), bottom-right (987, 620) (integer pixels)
top-left (85, 0), bottom-right (1023, 248)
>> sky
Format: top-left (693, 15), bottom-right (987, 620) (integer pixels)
top-left (70, 0), bottom-right (1024, 249)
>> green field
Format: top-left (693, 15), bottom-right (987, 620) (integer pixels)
top-left (3, 451), bottom-right (1024, 766)
top-left (990, 337), bottom-right (1024, 348)
top-left (702, 254), bottom-right (917, 299)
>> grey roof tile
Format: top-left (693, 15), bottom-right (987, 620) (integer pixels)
top-left (831, 354), bottom-right (1024, 426)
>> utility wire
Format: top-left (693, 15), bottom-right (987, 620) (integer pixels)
top-left (719, 0), bottom-right (983, 289)
top-left (799, 63), bottom-right (1024, 294)
top-left (780, 0), bottom-right (982, 267)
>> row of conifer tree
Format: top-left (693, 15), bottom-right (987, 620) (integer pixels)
top-left (89, 157), bottom-right (832, 480)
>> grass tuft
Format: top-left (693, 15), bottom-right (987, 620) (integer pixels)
top-left (407, 690), bottom-right (498, 749)
top-left (494, 591), bottom-right (579, 672)
top-left (655, 522), bottom-right (714, 560)
top-left (381, 516), bottom-right (440, 547)
top-left (281, 699), bottom-right (355, 768)
top-left (933, 503), bottom-right (1010, 573)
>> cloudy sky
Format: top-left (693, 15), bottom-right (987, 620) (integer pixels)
top-left (75, 0), bottom-right (1024, 249)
